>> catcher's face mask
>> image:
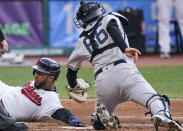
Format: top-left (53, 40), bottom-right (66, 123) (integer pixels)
top-left (74, 0), bottom-right (104, 28)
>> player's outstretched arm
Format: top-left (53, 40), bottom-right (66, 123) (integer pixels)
top-left (125, 47), bottom-right (141, 62)
top-left (51, 108), bottom-right (86, 127)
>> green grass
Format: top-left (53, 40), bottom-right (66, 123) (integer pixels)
top-left (0, 66), bottom-right (183, 99)
top-left (138, 66), bottom-right (183, 98)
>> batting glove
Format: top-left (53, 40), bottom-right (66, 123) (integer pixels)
top-left (69, 115), bottom-right (86, 127)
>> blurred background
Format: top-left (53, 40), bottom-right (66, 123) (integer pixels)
top-left (0, 0), bottom-right (182, 58)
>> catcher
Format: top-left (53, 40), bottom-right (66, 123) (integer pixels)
top-left (0, 57), bottom-right (86, 131)
top-left (66, 1), bottom-right (183, 131)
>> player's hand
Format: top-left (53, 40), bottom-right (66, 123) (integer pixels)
top-left (125, 47), bottom-right (141, 63)
top-left (0, 40), bottom-right (8, 54)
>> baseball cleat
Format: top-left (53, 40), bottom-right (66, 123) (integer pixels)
top-left (160, 52), bottom-right (170, 59)
top-left (113, 115), bottom-right (122, 128)
top-left (152, 114), bottom-right (183, 131)
top-left (96, 103), bottom-right (118, 130)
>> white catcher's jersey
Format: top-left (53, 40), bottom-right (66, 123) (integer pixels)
top-left (67, 13), bottom-right (134, 73)
top-left (0, 80), bottom-right (63, 121)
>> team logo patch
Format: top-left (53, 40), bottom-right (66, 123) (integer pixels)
top-left (21, 82), bottom-right (42, 106)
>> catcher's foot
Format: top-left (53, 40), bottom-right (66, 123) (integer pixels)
top-left (152, 114), bottom-right (183, 131)
top-left (96, 103), bottom-right (118, 130)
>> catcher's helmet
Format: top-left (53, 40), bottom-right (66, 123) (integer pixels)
top-left (32, 57), bottom-right (60, 80)
top-left (74, 0), bottom-right (104, 28)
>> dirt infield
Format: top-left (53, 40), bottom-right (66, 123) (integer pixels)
top-left (26, 99), bottom-right (183, 131)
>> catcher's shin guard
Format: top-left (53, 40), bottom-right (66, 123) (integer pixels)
top-left (91, 103), bottom-right (118, 130)
top-left (146, 94), bottom-right (183, 131)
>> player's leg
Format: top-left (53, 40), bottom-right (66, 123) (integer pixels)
top-left (0, 103), bottom-right (16, 129)
top-left (91, 69), bottom-right (122, 130)
top-left (91, 103), bottom-right (120, 130)
top-left (124, 68), bottom-right (183, 131)
top-left (174, 0), bottom-right (183, 38)
top-left (157, 0), bottom-right (173, 57)
top-left (0, 103), bottom-right (28, 131)
top-left (147, 94), bottom-right (183, 131)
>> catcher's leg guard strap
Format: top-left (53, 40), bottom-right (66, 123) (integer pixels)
top-left (146, 94), bottom-right (172, 118)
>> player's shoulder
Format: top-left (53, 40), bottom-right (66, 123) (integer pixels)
top-left (104, 12), bottom-right (119, 20)
top-left (102, 12), bottom-right (121, 25)
top-left (106, 12), bottom-right (128, 26)
top-left (104, 12), bottom-right (128, 24)
top-left (41, 91), bottom-right (60, 103)
top-left (47, 90), bottom-right (59, 98)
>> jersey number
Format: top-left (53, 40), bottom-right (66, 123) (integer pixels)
top-left (21, 82), bottom-right (42, 106)
top-left (83, 25), bottom-right (109, 55)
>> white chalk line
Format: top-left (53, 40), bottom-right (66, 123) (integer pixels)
top-left (62, 99), bottom-right (183, 101)
top-left (61, 124), bottom-right (155, 130)
top-left (86, 115), bottom-right (183, 119)
top-left (61, 125), bottom-right (154, 130)
top-left (117, 116), bottom-right (183, 119)
top-left (62, 126), bottom-right (93, 129)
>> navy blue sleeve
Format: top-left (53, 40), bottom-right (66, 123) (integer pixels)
top-left (0, 27), bottom-right (5, 41)
top-left (106, 19), bottom-right (128, 53)
top-left (51, 108), bottom-right (74, 124)
top-left (66, 67), bottom-right (78, 88)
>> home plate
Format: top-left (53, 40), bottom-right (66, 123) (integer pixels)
top-left (62, 126), bottom-right (94, 130)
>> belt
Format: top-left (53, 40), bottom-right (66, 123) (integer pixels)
top-left (94, 59), bottom-right (126, 79)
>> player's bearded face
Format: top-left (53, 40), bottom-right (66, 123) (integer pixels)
top-left (34, 71), bottom-right (49, 89)
top-left (34, 77), bottom-right (48, 89)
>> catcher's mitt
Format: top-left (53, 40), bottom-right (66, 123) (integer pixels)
top-left (66, 79), bottom-right (91, 103)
